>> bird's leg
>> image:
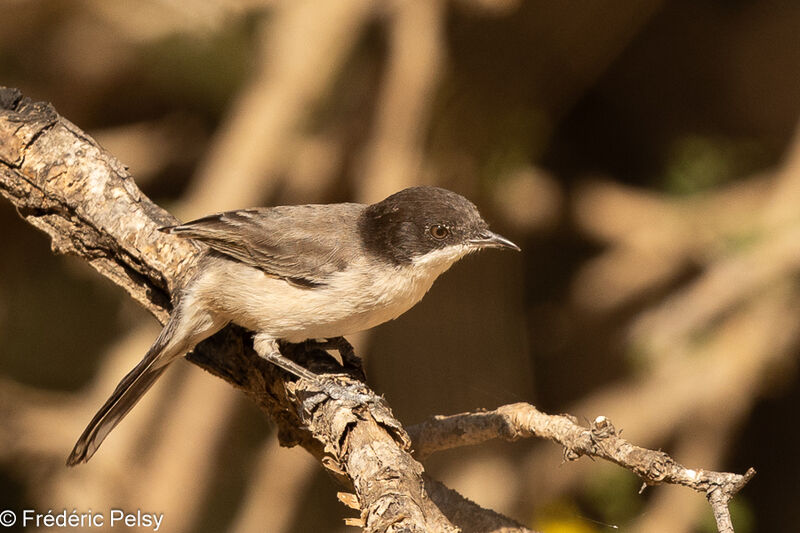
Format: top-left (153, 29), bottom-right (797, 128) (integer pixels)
top-left (308, 336), bottom-right (366, 379)
top-left (331, 337), bottom-right (362, 371)
top-left (254, 336), bottom-right (320, 381)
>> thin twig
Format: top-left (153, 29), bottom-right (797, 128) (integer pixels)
top-left (409, 403), bottom-right (755, 533)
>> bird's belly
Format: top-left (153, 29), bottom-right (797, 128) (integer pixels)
top-left (202, 261), bottom-right (443, 343)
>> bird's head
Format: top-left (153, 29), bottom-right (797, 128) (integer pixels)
top-left (359, 186), bottom-right (519, 268)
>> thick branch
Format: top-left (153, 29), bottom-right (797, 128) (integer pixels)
top-left (1, 86), bottom-right (752, 533)
top-left (0, 87), bottom-right (494, 532)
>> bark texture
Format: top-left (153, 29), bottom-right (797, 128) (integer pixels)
top-left (1, 87), bottom-right (526, 533)
top-left (1, 87), bottom-right (754, 533)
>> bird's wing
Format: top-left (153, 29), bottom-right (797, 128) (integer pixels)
top-left (162, 204), bottom-right (363, 287)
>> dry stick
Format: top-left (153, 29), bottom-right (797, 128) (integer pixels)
top-left (518, 286), bottom-right (798, 529)
top-left (408, 403), bottom-right (755, 533)
top-left (0, 87), bottom-right (510, 533)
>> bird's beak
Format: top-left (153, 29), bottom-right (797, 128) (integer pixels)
top-left (469, 230), bottom-right (521, 251)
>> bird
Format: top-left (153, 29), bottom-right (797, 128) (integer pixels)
top-left (66, 186), bottom-right (519, 465)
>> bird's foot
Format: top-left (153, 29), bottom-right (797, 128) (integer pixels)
top-left (306, 337), bottom-right (366, 381)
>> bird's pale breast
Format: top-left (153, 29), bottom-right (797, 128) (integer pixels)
top-left (194, 245), bottom-right (469, 342)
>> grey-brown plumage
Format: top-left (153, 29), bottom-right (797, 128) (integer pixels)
top-left (166, 204), bottom-right (363, 287)
top-left (67, 186), bottom-right (519, 466)
top-left (67, 315), bottom-right (181, 465)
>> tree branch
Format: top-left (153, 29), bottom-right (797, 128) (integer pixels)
top-left (1, 87), bottom-right (754, 533)
top-left (408, 403), bottom-right (755, 532)
top-left (0, 87), bottom-right (508, 533)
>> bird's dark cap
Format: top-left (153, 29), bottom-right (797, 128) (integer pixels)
top-left (359, 186), bottom-right (518, 264)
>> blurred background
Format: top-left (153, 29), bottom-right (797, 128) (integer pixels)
top-left (2, 0), bottom-right (799, 532)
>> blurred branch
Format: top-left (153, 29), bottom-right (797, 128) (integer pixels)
top-left (230, 443), bottom-right (317, 533)
top-left (573, 123), bottom-right (800, 342)
top-left (356, 0), bottom-right (444, 203)
top-left (409, 403), bottom-right (754, 533)
top-left (0, 88), bottom-right (536, 532)
top-left (144, 3), bottom-right (377, 517)
top-left (90, 115), bottom-right (206, 185)
top-left (629, 222), bottom-right (800, 354)
top-left (184, 0), bottom-right (374, 214)
top-left (571, 176), bottom-right (773, 312)
top-left (764, 120), bottom-right (800, 226)
top-left (519, 283), bottom-right (799, 521)
top-left (521, 137), bottom-right (800, 523)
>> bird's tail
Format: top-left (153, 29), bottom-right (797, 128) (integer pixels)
top-left (66, 318), bottom-right (182, 466)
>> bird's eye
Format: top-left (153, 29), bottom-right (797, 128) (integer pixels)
top-left (429, 224), bottom-right (450, 240)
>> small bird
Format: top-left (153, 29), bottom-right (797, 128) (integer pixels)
top-left (67, 186), bottom-right (519, 465)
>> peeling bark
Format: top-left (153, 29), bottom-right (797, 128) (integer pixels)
top-left (2, 87), bottom-right (517, 533)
